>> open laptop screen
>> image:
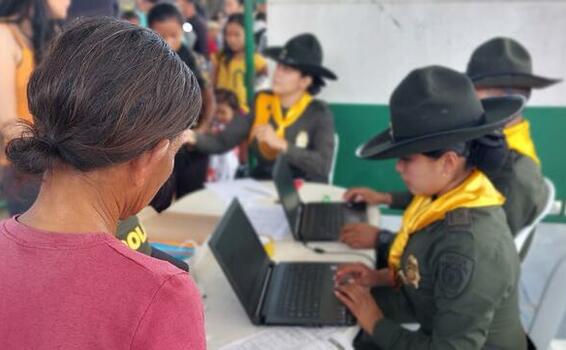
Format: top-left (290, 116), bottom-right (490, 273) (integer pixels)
top-left (272, 156), bottom-right (302, 233)
top-left (208, 199), bottom-right (272, 319)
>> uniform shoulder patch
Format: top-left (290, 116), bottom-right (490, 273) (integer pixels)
top-left (445, 208), bottom-right (472, 227)
top-left (437, 251), bottom-right (474, 299)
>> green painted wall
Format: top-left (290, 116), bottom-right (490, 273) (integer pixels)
top-left (329, 103), bottom-right (566, 220)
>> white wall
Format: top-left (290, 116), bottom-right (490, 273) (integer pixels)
top-left (268, 0), bottom-right (566, 106)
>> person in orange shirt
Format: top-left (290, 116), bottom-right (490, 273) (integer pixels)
top-left (0, 0), bottom-right (70, 134)
top-left (0, 0), bottom-right (70, 214)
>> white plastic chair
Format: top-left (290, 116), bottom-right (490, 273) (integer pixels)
top-left (527, 255), bottom-right (566, 350)
top-left (514, 178), bottom-right (556, 254)
top-left (329, 133), bottom-right (340, 185)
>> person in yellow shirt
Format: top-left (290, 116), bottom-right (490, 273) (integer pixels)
top-left (212, 13), bottom-right (267, 113)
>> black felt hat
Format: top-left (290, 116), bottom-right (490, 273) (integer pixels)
top-left (357, 66), bottom-right (525, 160)
top-left (466, 37), bottom-right (561, 89)
top-left (264, 33), bottom-right (337, 80)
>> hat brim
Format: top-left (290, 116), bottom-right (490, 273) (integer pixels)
top-left (356, 95), bottom-right (525, 160)
top-left (264, 47), bottom-right (337, 80)
top-left (470, 73), bottom-right (562, 89)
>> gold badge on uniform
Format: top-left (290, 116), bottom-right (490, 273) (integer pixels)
top-left (398, 254), bottom-right (421, 289)
top-left (295, 131), bottom-right (309, 148)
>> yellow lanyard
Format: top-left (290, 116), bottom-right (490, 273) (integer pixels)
top-left (388, 170), bottom-right (504, 280)
top-left (503, 119), bottom-right (540, 165)
top-left (252, 93), bottom-right (312, 160)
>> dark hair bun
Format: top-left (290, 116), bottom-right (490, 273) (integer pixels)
top-left (6, 132), bottom-right (51, 175)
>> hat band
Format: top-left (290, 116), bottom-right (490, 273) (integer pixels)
top-left (390, 112), bottom-right (487, 143)
top-left (470, 71), bottom-right (533, 81)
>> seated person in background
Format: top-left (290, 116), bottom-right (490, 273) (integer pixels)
top-left (188, 33), bottom-right (338, 183)
top-left (207, 88), bottom-right (247, 182)
top-left (0, 18), bottom-right (205, 349)
top-left (335, 66), bottom-right (527, 350)
top-left (466, 37), bottom-right (556, 238)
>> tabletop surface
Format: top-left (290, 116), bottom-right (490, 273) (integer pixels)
top-left (147, 180), bottom-right (383, 349)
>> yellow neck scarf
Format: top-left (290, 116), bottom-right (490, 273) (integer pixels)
top-left (252, 92), bottom-right (313, 160)
top-left (388, 170), bottom-right (504, 279)
top-left (503, 119), bottom-right (540, 165)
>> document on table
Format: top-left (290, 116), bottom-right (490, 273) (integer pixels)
top-left (244, 204), bottom-right (291, 240)
top-left (205, 179), bottom-right (276, 205)
top-left (219, 327), bottom-right (355, 350)
top-left (205, 180), bottom-right (291, 240)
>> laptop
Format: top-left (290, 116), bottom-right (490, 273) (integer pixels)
top-left (272, 155), bottom-right (367, 241)
top-left (208, 199), bottom-right (356, 326)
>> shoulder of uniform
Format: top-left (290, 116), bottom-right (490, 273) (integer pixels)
top-left (308, 99), bottom-right (333, 118)
top-left (309, 98), bottom-right (328, 109)
top-left (444, 207), bottom-right (473, 229)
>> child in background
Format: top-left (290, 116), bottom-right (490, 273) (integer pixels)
top-left (213, 14), bottom-right (267, 113)
top-left (121, 11), bottom-right (140, 26)
top-left (148, 3), bottom-right (214, 128)
top-left (147, 3), bottom-right (217, 211)
top-left (207, 20), bottom-right (221, 56)
top-left (207, 89), bottom-right (248, 182)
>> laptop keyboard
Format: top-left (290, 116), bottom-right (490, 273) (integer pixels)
top-left (276, 264), bottom-right (354, 324)
top-left (278, 264), bottom-right (325, 319)
top-left (302, 205), bottom-right (345, 238)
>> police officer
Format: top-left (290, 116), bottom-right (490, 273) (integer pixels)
top-left (334, 66), bottom-right (527, 350)
top-left (339, 38), bottom-right (559, 256)
top-left (466, 37), bottom-right (559, 237)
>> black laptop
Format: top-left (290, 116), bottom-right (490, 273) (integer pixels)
top-left (272, 156), bottom-right (367, 241)
top-left (208, 199), bottom-right (355, 326)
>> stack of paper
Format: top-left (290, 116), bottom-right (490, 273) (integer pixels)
top-left (219, 327), bottom-right (356, 350)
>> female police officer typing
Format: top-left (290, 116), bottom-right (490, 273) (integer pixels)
top-left (334, 66), bottom-right (527, 350)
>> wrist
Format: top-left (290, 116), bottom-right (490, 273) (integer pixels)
top-left (374, 268), bottom-right (395, 287)
top-left (279, 139), bottom-right (288, 153)
top-left (363, 313), bottom-right (383, 334)
top-left (370, 269), bottom-right (384, 287)
top-left (379, 192), bottom-right (393, 206)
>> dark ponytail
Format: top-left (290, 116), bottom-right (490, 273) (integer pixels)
top-left (468, 132), bottom-right (509, 173)
top-left (423, 131), bottom-right (508, 173)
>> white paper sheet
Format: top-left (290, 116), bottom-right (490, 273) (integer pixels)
top-left (244, 204), bottom-right (291, 240)
top-left (205, 179), bottom-right (276, 205)
top-left (219, 327), bottom-right (355, 350)
top-left (205, 180), bottom-right (291, 240)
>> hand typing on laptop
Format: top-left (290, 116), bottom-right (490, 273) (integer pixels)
top-left (339, 223), bottom-right (380, 249)
top-left (334, 282), bottom-right (384, 335)
top-left (334, 264), bottom-right (395, 288)
top-left (343, 187), bottom-right (392, 206)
